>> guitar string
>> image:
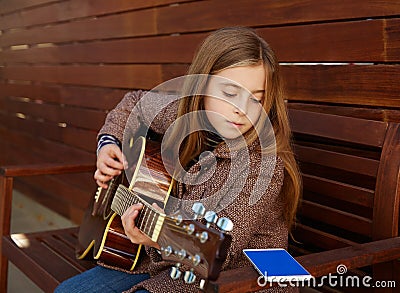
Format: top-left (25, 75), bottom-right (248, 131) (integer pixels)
top-left (116, 185), bottom-right (210, 237)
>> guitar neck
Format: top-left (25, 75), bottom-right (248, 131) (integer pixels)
top-left (111, 184), bottom-right (166, 242)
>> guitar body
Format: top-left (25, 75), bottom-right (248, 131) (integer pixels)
top-left (76, 136), bottom-right (171, 270)
top-left (76, 197), bottom-right (142, 270)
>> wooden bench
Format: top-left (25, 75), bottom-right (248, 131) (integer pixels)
top-left (2, 107), bottom-right (400, 293)
top-left (205, 107), bottom-right (400, 292)
top-left (0, 95), bottom-right (99, 293)
top-left (1, 0), bottom-right (399, 292)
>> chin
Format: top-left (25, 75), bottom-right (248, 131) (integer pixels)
top-left (220, 132), bottom-right (244, 140)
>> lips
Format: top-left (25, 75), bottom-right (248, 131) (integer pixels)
top-left (228, 121), bottom-right (244, 127)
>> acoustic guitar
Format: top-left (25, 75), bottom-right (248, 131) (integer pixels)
top-left (76, 136), bottom-right (232, 284)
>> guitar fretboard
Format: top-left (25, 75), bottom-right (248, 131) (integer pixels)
top-left (112, 184), bottom-right (165, 242)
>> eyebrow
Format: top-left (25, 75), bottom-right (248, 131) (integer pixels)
top-left (220, 82), bottom-right (264, 94)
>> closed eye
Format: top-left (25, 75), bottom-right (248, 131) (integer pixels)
top-left (222, 91), bottom-right (237, 98)
top-left (251, 97), bottom-right (262, 103)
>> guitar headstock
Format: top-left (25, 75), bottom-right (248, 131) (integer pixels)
top-left (157, 203), bottom-right (233, 286)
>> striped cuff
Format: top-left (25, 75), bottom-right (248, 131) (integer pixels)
top-left (97, 134), bottom-right (122, 155)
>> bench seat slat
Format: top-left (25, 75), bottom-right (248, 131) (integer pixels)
top-left (3, 228), bottom-right (96, 292)
top-left (41, 233), bottom-right (93, 272)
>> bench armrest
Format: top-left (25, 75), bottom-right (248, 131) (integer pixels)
top-left (0, 161), bottom-right (96, 237)
top-left (205, 237), bottom-right (400, 293)
top-left (0, 162), bottom-right (95, 177)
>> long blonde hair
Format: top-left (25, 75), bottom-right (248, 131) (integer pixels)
top-left (165, 27), bottom-right (301, 229)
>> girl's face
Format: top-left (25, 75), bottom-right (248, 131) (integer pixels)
top-left (204, 64), bottom-right (266, 139)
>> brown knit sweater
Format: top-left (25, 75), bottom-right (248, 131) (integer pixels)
top-left (98, 91), bottom-right (298, 293)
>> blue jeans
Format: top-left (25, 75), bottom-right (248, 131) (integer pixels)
top-left (54, 266), bottom-right (150, 293)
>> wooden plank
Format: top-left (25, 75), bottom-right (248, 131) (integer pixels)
top-left (0, 97), bottom-right (106, 131)
top-left (300, 161), bottom-right (377, 191)
top-left (0, 113), bottom-right (97, 152)
top-left (0, 64), bottom-right (188, 90)
top-left (2, 64), bottom-right (400, 107)
top-left (3, 232), bottom-right (80, 292)
top-left (17, 175), bottom-right (93, 214)
top-left (297, 237), bottom-right (400, 277)
top-left (386, 19), bottom-right (400, 62)
top-left (157, 0), bottom-right (400, 34)
top-left (42, 233), bottom-right (94, 271)
top-left (288, 102), bottom-right (400, 123)
top-left (13, 179), bottom-right (88, 222)
top-left (0, 143), bottom-right (94, 196)
top-left (283, 65), bottom-right (400, 108)
top-left (295, 145), bottom-right (380, 177)
top-left (0, 176), bottom-right (13, 293)
top-left (259, 19), bottom-right (397, 62)
top-left (0, 126), bottom-right (95, 165)
top-left (2, 228), bottom-right (96, 292)
top-left (2, 0), bottom-right (400, 48)
top-left (55, 172), bottom-right (95, 192)
top-left (302, 174), bottom-right (374, 208)
top-left (0, 33), bottom-right (202, 64)
top-left (0, 138), bottom-right (40, 166)
top-left (0, 8), bottom-right (158, 47)
top-left (0, 163), bottom-right (94, 177)
top-left (0, 0), bottom-right (60, 15)
top-left (373, 123), bottom-right (400, 240)
top-left (0, 83), bottom-right (125, 110)
top-left (300, 200), bottom-right (372, 237)
top-left (0, 0), bottom-right (196, 30)
top-left (293, 223), bottom-right (357, 250)
top-left (289, 109), bottom-right (388, 147)
top-left (2, 19), bottom-right (399, 63)
top-left (41, 236), bottom-right (85, 270)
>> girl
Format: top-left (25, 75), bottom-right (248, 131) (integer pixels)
top-left (55, 27), bottom-right (301, 293)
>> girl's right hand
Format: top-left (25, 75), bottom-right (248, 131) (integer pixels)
top-left (94, 144), bottom-right (124, 188)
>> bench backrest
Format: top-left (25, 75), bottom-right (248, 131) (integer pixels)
top-left (289, 108), bottom-right (400, 253)
top-left (0, 0), bottom-right (399, 222)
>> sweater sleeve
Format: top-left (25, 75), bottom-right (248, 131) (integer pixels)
top-left (98, 90), bottom-right (146, 142)
top-left (98, 90), bottom-right (179, 144)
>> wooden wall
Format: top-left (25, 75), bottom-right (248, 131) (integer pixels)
top-left (0, 0), bottom-right (399, 221)
top-left (1, 1), bottom-right (400, 108)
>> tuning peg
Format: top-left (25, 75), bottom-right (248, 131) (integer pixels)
top-left (170, 263), bottom-right (182, 280)
top-left (183, 223), bottom-right (195, 235)
top-left (192, 202), bottom-right (205, 219)
top-left (173, 214), bottom-right (183, 225)
top-left (196, 231), bottom-right (208, 243)
top-left (161, 245), bottom-right (172, 256)
top-left (217, 217), bottom-right (234, 232)
top-left (184, 269), bottom-right (196, 284)
top-left (190, 254), bottom-right (201, 266)
top-left (204, 210), bottom-right (218, 227)
top-left (176, 249), bottom-right (187, 260)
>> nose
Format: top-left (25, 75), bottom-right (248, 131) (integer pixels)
top-left (233, 99), bottom-right (248, 115)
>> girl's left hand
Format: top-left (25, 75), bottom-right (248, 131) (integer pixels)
top-left (121, 203), bottom-right (161, 250)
